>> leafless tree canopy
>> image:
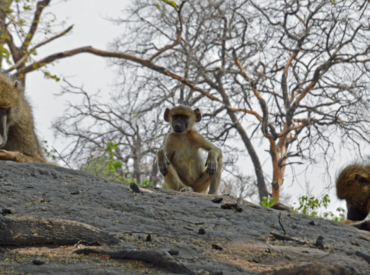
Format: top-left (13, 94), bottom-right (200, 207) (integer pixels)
top-left (54, 0), bottom-right (370, 201)
top-left (53, 81), bottom-right (169, 185)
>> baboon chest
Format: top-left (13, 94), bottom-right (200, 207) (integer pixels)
top-left (167, 135), bottom-right (204, 180)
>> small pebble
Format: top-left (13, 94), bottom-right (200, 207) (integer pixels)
top-left (168, 249), bottom-right (179, 256)
top-left (198, 228), bottom-right (206, 235)
top-left (32, 259), bottom-right (44, 265)
top-left (212, 197), bottom-right (223, 203)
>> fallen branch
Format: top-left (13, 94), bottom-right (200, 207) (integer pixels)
top-left (0, 215), bottom-right (120, 246)
top-left (75, 248), bottom-right (196, 275)
top-left (270, 233), bottom-right (306, 245)
top-left (278, 213), bottom-right (286, 235)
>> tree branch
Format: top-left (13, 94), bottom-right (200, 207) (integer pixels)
top-left (148, 1), bottom-right (187, 62)
top-left (5, 25), bottom-right (74, 73)
top-left (21, 0), bottom-right (51, 52)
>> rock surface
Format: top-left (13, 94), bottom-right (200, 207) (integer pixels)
top-left (0, 161), bottom-right (369, 274)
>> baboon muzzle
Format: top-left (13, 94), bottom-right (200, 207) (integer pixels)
top-left (174, 123), bottom-right (183, 133)
top-left (0, 109), bottom-right (8, 148)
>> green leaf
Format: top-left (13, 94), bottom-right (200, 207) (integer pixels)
top-left (162, 0), bottom-right (177, 9)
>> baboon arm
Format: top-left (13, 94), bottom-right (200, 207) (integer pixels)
top-left (157, 149), bottom-right (171, 176)
top-left (195, 132), bottom-right (222, 157)
top-left (194, 132), bottom-right (222, 177)
top-left (0, 150), bottom-right (45, 163)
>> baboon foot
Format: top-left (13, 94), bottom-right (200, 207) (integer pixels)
top-left (179, 186), bottom-right (194, 192)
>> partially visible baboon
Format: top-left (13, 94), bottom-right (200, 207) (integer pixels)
top-left (0, 74), bottom-right (46, 163)
top-left (157, 105), bottom-right (222, 194)
top-left (336, 163), bottom-right (370, 227)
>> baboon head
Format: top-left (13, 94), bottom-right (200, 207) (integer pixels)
top-left (0, 75), bottom-right (21, 149)
top-left (336, 164), bottom-right (370, 200)
top-left (164, 105), bottom-right (201, 134)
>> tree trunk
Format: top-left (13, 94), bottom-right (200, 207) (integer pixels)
top-left (132, 145), bottom-right (141, 184)
top-left (216, 81), bottom-right (269, 201)
top-left (271, 156), bottom-right (282, 200)
top-left (150, 159), bottom-right (159, 187)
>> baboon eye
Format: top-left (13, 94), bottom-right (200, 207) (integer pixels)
top-left (173, 114), bottom-right (188, 120)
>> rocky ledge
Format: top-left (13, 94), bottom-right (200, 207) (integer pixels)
top-left (0, 161), bottom-right (369, 274)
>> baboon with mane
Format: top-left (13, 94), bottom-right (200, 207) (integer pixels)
top-left (0, 73), bottom-right (46, 163)
top-left (336, 163), bottom-right (370, 229)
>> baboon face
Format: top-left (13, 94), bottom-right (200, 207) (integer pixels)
top-left (164, 105), bottom-right (202, 134)
top-left (0, 107), bottom-right (11, 148)
top-left (171, 114), bottom-right (189, 134)
top-left (0, 78), bottom-right (20, 149)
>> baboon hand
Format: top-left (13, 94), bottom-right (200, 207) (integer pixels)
top-left (0, 150), bottom-right (18, 162)
top-left (205, 153), bottom-right (218, 176)
top-left (158, 153), bottom-right (170, 177)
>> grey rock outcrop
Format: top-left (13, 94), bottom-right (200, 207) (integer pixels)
top-left (0, 161), bottom-right (369, 274)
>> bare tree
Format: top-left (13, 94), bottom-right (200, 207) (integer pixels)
top-left (53, 81), bottom-right (168, 185)
top-left (230, 0), bottom-right (370, 199)
top-left (52, 0), bottom-right (370, 202)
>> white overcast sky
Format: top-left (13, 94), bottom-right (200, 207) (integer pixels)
top-left (26, 0), bottom-right (128, 148)
top-left (22, 0), bottom-right (353, 212)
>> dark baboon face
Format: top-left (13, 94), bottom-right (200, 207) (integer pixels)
top-left (171, 114), bottom-right (189, 134)
top-left (0, 107), bottom-right (10, 148)
top-left (164, 106), bottom-right (202, 134)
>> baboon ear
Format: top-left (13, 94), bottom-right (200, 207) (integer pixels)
top-left (14, 81), bottom-right (19, 88)
top-left (194, 108), bottom-right (201, 122)
top-left (164, 108), bottom-right (171, 122)
top-left (354, 174), bottom-right (369, 184)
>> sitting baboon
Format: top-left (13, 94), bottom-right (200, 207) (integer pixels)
top-left (157, 105), bottom-right (222, 194)
top-left (0, 74), bottom-right (46, 163)
top-left (336, 163), bottom-right (370, 228)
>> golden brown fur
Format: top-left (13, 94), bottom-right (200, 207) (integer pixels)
top-left (336, 163), bottom-right (370, 223)
top-left (157, 105), bottom-right (222, 194)
top-left (0, 73), bottom-right (46, 163)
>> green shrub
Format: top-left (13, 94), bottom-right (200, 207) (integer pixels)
top-left (259, 194), bottom-right (345, 222)
top-left (259, 196), bottom-right (278, 208)
top-left (291, 194), bottom-right (345, 222)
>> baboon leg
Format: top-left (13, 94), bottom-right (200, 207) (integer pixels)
top-left (344, 213), bottom-right (370, 231)
top-left (208, 156), bottom-right (223, 195)
top-left (191, 171), bottom-right (212, 193)
top-left (0, 150), bottom-right (43, 163)
top-left (164, 165), bottom-right (189, 191)
top-left (347, 203), bottom-right (368, 221)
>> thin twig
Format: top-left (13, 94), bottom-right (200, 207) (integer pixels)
top-left (278, 213), bottom-right (286, 235)
top-left (52, 146), bottom-right (72, 169)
